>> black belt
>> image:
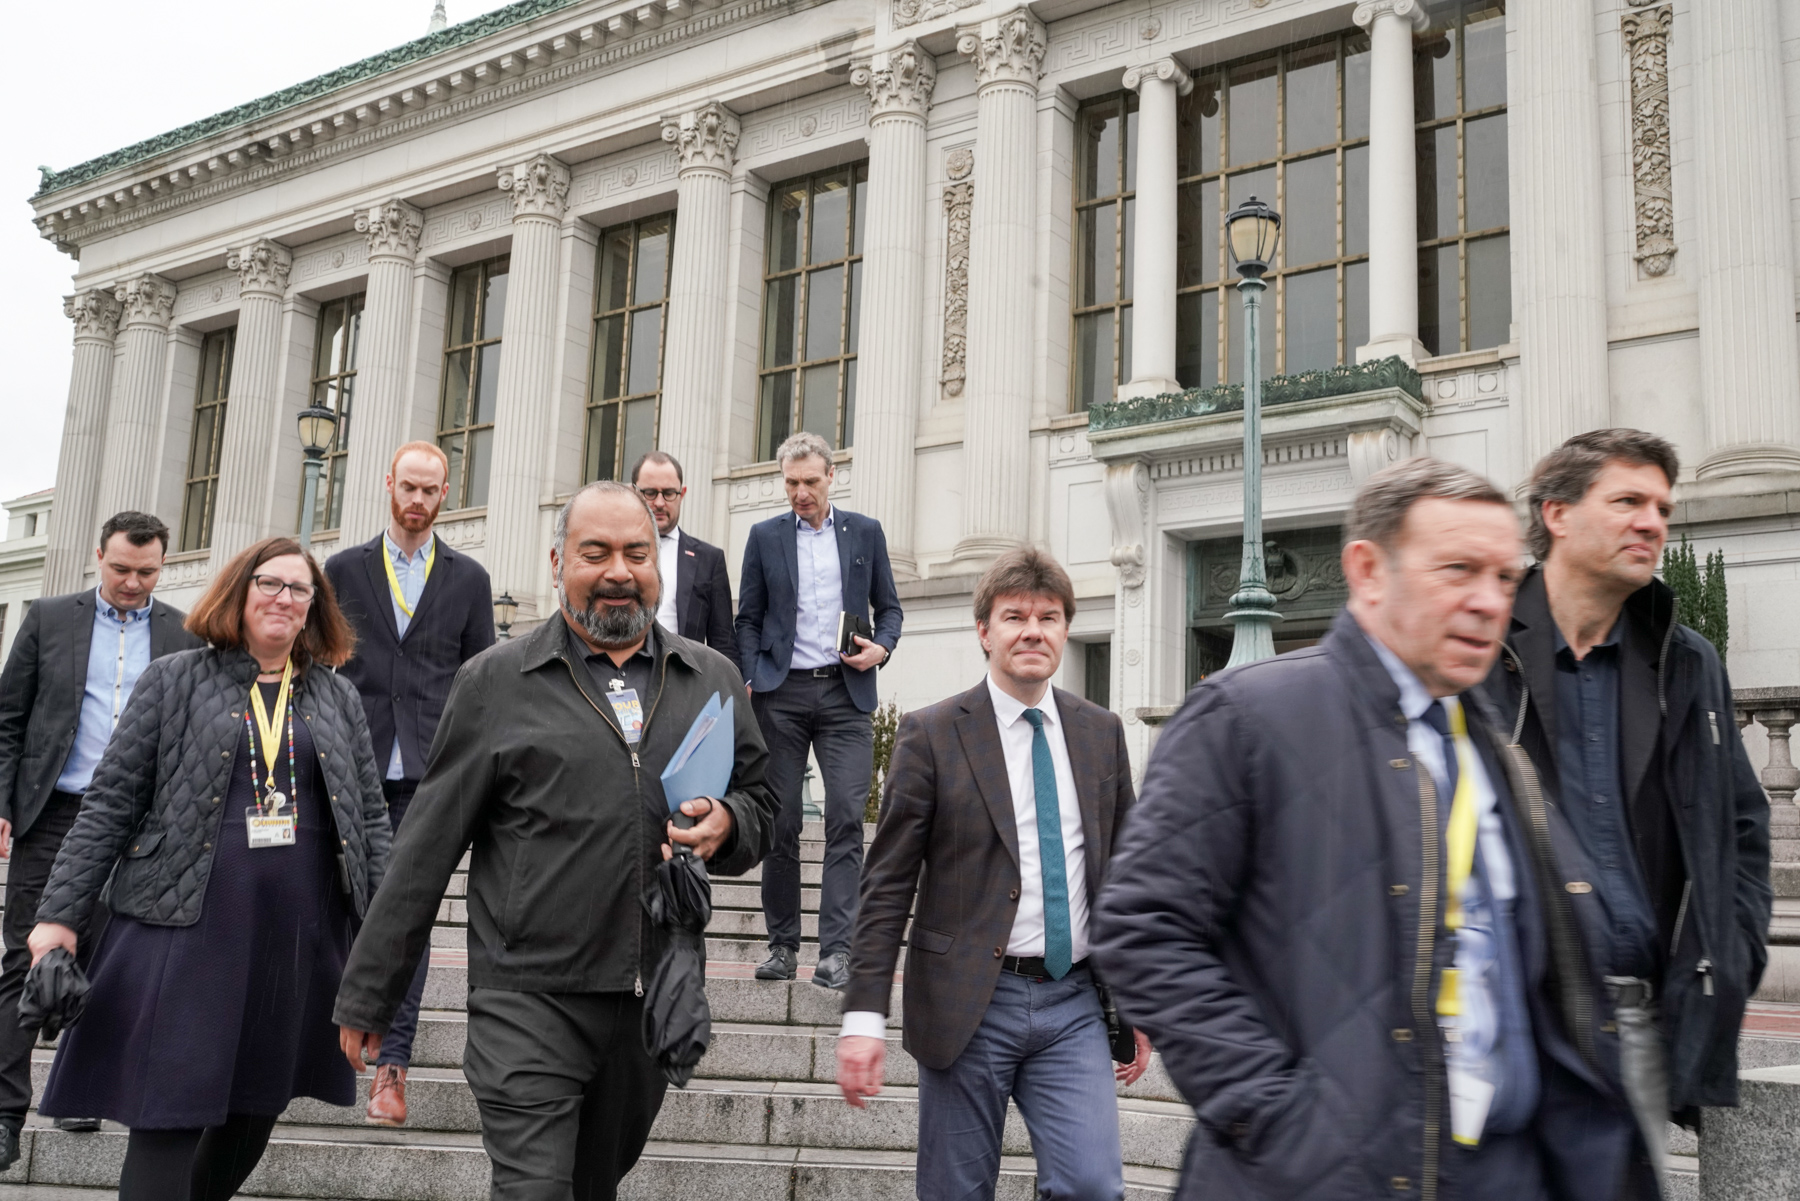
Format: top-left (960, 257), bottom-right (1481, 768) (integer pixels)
top-left (1001, 955), bottom-right (1087, 979)
top-left (1604, 976), bottom-right (1655, 1008)
top-left (802, 664), bottom-right (841, 678)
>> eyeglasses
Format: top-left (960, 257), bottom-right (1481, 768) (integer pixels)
top-left (250, 575), bottom-right (315, 602)
top-left (638, 487), bottom-right (684, 502)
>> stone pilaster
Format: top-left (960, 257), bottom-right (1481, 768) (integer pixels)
top-left (850, 45), bottom-right (936, 578)
top-left (94, 274), bottom-right (177, 532)
top-left (1353, 0), bottom-right (1429, 365)
top-left (658, 103), bottom-right (740, 543)
top-left (1104, 459), bottom-right (1156, 767)
top-left (1512, 0), bottom-right (1610, 462)
top-left (953, 8), bottom-right (1046, 566)
top-left (485, 154), bottom-right (570, 613)
top-left (209, 239), bottom-right (294, 565)
top-left (1120, 58), bottom-right (1190, 400)
top-left (1691, 0), bottom-right (1800, 478)
top-left (46, 289), bottom-right (123, 591)
top-left (340, 199), bottom-right (425, 545)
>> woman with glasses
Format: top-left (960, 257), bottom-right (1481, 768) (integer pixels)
top-left (27, 536), bottom-right (389, 1201)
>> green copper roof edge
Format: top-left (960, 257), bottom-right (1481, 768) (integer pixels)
top-left (1085, 355), bottom-right (1425, 434)
top-left (34, 0), bottom-right (585, 200)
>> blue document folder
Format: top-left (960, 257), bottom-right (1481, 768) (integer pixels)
top-left (660, 693), bottom-right (734, 812)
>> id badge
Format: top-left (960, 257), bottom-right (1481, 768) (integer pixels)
top-left (606, 688), bottom-right (644, 744)
top-left (1447, 1062), bottom-right (1495, 1147)
top-left (245, 808), bottom-right (296, 849)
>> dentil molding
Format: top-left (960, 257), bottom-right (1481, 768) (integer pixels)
top-left (227, 239), bottom-right (294, 296)
top-left (65, 289), bottom-right (123, 341)
top-left (852, 43), bottom-right (938, 120)
top-left (1622, 5), bottom-right (1675, 277)
top-left (1351, 0), bottom-right (1430, 31)
top-left (356, 199), bottom-right (426, 260)
top-left (498, 154), bottom-right (572, 221)
top-left (1122, 57), bottom-right (1193, 96)
top-left (957, 10), bottom-right (1048, 90)
top-left (662, 103), bottom-right (741, 174)
top-left (113, 274), bottom-right (179, 328)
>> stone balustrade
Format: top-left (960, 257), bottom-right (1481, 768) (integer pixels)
top-left (1736, 687), bottom-right (1800, 806)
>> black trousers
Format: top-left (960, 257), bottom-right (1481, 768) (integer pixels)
top-left (376, 779), bottom-right (430, 1068)
top-left (0, 790), bottom-right (110, 1125)
top-left (117, 1113), bottom-right (278, 1201)
top-left (463, 988), bottom-right (667, 1201)
top-left (753, 672), bottom-right (872, 959)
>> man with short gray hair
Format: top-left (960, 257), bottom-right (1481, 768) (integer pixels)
top-left (735, 432), bottom-right (903, 988)
top-left (1096, 457), bottom-right (1633, 1200)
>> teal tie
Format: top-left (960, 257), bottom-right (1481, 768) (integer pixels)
top-left (1021, 707), bottom-right (1072, 980)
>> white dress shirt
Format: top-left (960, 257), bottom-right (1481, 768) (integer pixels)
top-left (656, 527), bottom-right (681, 631)
top-left (790, 507), bottom-right (844, 670)
top-left (840, 674), bottom-right (1089, 1041)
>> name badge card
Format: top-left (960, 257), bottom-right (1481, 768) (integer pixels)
top-left (607, 689), bottom-right (645, 744)
top-left (1446, 1063), bottom-right (1494, 1147)
top-left (246, 808), bottom-right (296, 849)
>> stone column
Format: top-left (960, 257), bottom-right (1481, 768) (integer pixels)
top-left (94, 275), bottom-right (177, 530)
top-left (658, 103), bottom-right (740, 544)
top-left (1119, 58), bottom-right (1190, 400)
top-left (953, 9), bottom-right (1046, 566)
top-left (46, 290), bottom-right (124, 591)
top-left (486, 153), bottom-right (570, 615)
top-left (339, 199), bottom-right (425, 546)
top-left (1353, 0), bottom-right (1429, 364)
top-left (210, 239), bottom-right (295, 565)
top-left (1691, 0), bottom-right (1800, 478)
top-left (1512, 0), bottom-right (1610, 461)
top-left (850, 45), bottom-right (936, 578)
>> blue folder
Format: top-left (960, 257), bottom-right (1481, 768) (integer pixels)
top-left (660, 693), bottom-right (735, 812)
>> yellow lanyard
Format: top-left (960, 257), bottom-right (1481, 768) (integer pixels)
top-left (1436, 697), bottom-right (1481, 1019)
top-left (383, 537), bottom-right (436, 619)
top-left (249, 660), bottom-right (294, 786)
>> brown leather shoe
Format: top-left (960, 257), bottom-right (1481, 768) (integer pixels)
top-left (366, 1064), bottom-right (408, 1127)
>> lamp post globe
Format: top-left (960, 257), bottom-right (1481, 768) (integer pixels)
top-left (294, 403), bottom-right (338, 554)
top-left (493, 592), bottom-right (519, 641)
top-left (1223, 196), bottom-right (1283, 669)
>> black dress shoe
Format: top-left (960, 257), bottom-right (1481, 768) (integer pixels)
top-left (54, 1117), bottom-right (101, 1133)
top-left (0, 1122), bottom-right (20, 1171)
top-left (755, 945), bottom-right (798, 980)
top-left (812, 951), bottom-right (850, 990)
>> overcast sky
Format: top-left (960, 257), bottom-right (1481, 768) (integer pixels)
top-left (0, 0), bottom-right (520, 507)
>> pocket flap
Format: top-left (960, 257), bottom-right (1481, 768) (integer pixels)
top-left (909, 925), bottom-right (953, 955)
top-left (125, 829), bottom-right (165, 859)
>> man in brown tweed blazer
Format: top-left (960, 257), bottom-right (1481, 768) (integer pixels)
top-left (837, 547), bottom-right (1149, 1199)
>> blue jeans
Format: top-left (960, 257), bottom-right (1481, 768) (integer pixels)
top-left (916, 964), bottom-right (1123, 1201)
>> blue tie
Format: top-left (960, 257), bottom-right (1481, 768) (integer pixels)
top-left (1021, 707), bottom-right (1072, 980)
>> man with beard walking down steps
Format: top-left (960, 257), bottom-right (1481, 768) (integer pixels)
top-left (325, 441), bottom-right (495, 1126)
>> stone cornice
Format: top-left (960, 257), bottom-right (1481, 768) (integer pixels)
top-left (355, 199), bottom-right (425, 260)
top-left (64, 289), bottom-right (123, 342)
top-left (661, 102), bottom-right (741, 173)
top-left (1086, 356), bottom-right (1425, 435)
top-left (113, 275), bottom-right (178, 329)
top-left (1352, 0), bottom-right (1430, 32)
top-left (227, 239), bottom-right (295, 296)
top-left (851, 43), bottom-right (937, 121)
top-left (498, 154), bottom-right (572, 220)
top-left (957, 10), bottom-right (1047, 91)
top-left (1122, 57), bottom-right (1193, 97)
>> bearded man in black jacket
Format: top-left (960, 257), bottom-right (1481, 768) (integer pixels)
top-left (333, 480), bottom-right (777, 1201)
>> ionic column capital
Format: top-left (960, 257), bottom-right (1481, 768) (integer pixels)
top-left (957, 9), bottom-right (1047, 91)
top-left (1122, 57), bottom-right (1193, 97)
top-left (356, 199), bottom-right (425, 261)
top-left (1353, 0), bottom-right (1430, 32)
top-left (853, 43), bottom-right (938, 121)
top-left (112, 274), bottom-right (177, 329)
top-left (498, 153), bottom-right (571, 221)
top-left (227, 239), bottom-right (293, 297)
top-left (661, 103), bottom-right (741, 175)
top-left (64, 288), bottom-right (123, 342)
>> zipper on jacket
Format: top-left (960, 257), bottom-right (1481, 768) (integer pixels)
top-left (1653, 594), bottom-right (1719, 1003)
top-left (1412, 769), bottom-right (1443, 1201)
top-left (1670, 880), bottom-right (1692, 961)
top-left (1657, 595), bottom-right (1678, 719)
top-left (1697, 957), bottom-right (1714, 997)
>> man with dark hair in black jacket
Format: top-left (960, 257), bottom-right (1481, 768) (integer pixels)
top-left (1483, 429), bottom-right (1770, 1189)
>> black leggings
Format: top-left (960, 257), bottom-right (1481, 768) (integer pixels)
top-left (118, 1114), bottom-right (278, 1201)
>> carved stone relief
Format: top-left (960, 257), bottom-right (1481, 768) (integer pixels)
top-left (958, 10), bottom-right (1048, 89)
top-left (852, 43), bottom-right (938, 120)
top-left (227, 239), bottom-right (294, 296)
top-left (1623, 5), bottom-right (1675, 277)
top-left (114, 274), bottom-right (179, 328)
top-left (893, 0), bottom-right (979, 29)
top-left (498, 153), bottom-right (571, 220)
top-left (662, 103), bottom-right (741, 174)
top-left (65, 289), bottom-right (123, 342)
top-left (939, 148), bottom-right (973, 399)
top-left (356, 199), bottom-right (425, 260)
top-left (1104, 460), bottom-right (1152, 589)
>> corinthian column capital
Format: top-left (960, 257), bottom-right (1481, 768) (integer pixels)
top-left (1123, 57), bottom-right (1194, 97)
top-left (853, 43), bottom-right (938, 120)
top-left (661, 103), bottom-right (741, 174)
top-left (498, 153), bottom-right (571, 221)
top-left (1353, 0), bottom-right (1430, 32)
top-left (356, 199), bottom-right (425, 260)
top-left (112, 274), bottom-right (178, 329)
top-left (957, 9), bottom-right (1047, 90)
top-left (227, 239), bottom-right (294, 297)
top-left (64, 288), bottom-right (123, 342)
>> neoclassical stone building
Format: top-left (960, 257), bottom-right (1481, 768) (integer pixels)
top-left (27, 0), bottom-right (1800, 770)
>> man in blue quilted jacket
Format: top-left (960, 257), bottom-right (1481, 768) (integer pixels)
top-left (1095, 458), bottom-right (1635, 1201)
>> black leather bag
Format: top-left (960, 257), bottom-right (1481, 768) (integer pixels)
top-left (1094, 979), bottom-right (1136, 1065)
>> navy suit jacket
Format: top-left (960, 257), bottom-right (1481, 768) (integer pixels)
top-left (672, 529), bottom-right (738, 662)
top-left (734, 507), bottom-right (902, 713)
top-left (325, 534), bottom-right (495, 781)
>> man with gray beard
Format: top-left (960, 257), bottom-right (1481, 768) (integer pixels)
top-left (334, 481), bottom-right (777, 1201)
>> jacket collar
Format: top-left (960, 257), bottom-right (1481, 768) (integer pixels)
top-left (520, 606), bottom-right (709, 677)
top-left (1321, 609), bottom-right (1408, 734)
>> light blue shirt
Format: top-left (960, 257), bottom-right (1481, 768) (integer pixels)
top-left (55, 590), bottom-right (155, 794)
top-left (790, 508), bottom-right (844, 672)
top-left (384, 532), bottom-right (433, 780)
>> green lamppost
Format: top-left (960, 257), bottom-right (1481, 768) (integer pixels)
top-left (294, 403), bottom-right (338, 554)
top-left (493, 592), bottom-right (519, 640)
top-left (1223, 196), bottom-right (1282, 668)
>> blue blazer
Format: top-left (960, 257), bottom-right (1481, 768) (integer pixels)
top-left (734, 508), bottom-right (902, 713)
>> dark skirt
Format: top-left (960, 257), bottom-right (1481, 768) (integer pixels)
top-left (40, 692), bottom-right (357, 1128)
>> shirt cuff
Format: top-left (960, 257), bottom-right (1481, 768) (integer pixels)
top-left (839, 1011), bottom-right (888, 1040)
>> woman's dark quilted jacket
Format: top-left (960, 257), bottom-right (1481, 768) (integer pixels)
top-left (35, 646), bottom-right (390, 931)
